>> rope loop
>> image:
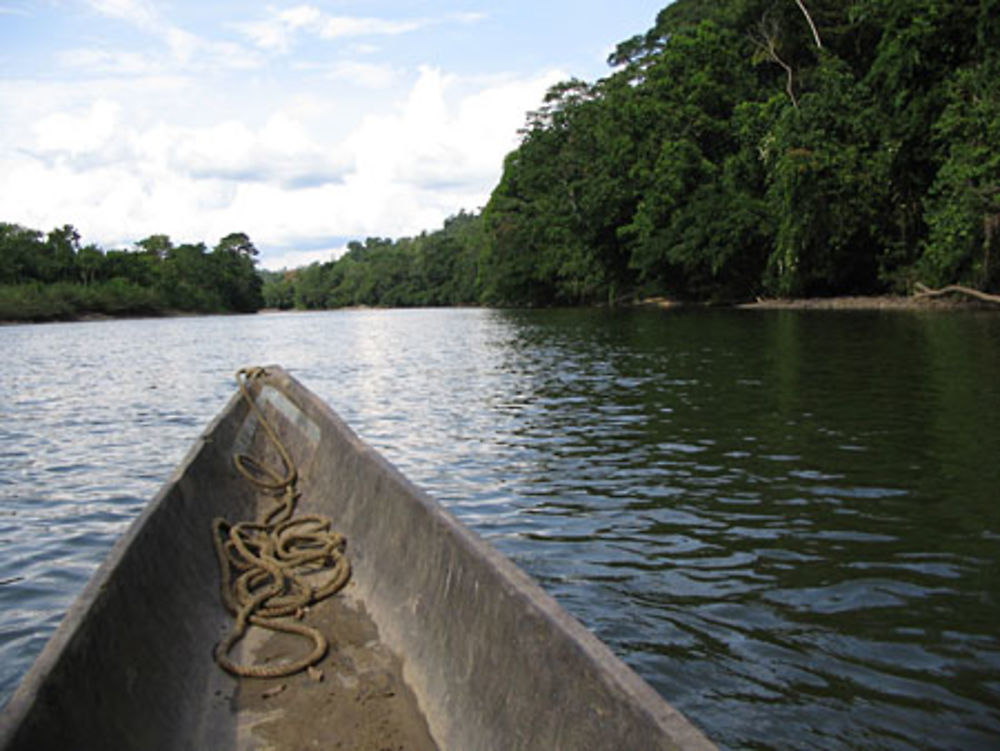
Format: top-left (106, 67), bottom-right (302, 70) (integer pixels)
top-left (212, 367), bottom-right (351, 678)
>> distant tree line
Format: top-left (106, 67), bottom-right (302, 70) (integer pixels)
top-left (261, 211), bottom-right (486, 309)
top-left (0, 224), bottom-right (263, 321)
top-left (267, 0), bottom-right (999, 308)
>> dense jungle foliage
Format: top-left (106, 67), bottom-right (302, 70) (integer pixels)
top-left (268, 0), bottom-right (999, 308)
top-left (0, 224), bottom-right (263, 321)
top-left (6, 0), bottom-right (997, 317)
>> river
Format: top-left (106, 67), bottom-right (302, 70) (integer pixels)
top-left (2, 307), bottom-right (998, 749)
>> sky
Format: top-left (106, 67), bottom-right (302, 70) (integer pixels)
top-left (0, 1), bottom-right (668, 270)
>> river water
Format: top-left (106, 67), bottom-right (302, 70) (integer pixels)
top-left (1, 307), bottom-right (998, 748)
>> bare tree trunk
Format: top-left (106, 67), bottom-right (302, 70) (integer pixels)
top-left (779, 55), bottom-right (798, 109)
top-left (913, 282), bottom-right (1000, 304)
top-left (983, 213), bottom-right (999, 288)
top-left (751, 18), bottom-right (799, 108)
top-left (794, 0), bottom-right (823, 49)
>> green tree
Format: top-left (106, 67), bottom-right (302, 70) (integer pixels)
top-left (922, 58), bottom-right (1000, 290)
top-left (293, 262), bottom-right (333, 309)
top-left (483, 80), bottom-right (613, 304)
top-left (761, 55), bottom-right (889, 296)
top-left (856, 0), bottom-right (988, 285)
top-left (0, 223), bottom-right (45, 284)
top-left (614, 20), bottom-right (764, 299)
top-left (158, 241), bottom-right (221, 311)
top-left (261, 269), bottom-right (295, 309)
top-left (105, 248), bottom-right (158, 287)
top-left (136, 234), bottom-right (173, 260)
top-left (77, 245), bottom-right (106, 286)
top-left (36, 225), bottom-right (81, 283)
top-left (212, 232), bottom-right (264, 312)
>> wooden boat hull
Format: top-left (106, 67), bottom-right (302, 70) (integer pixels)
top-left (0, 366), bottom-right (714, 750)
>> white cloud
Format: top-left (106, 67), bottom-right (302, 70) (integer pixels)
top-left (1, 53), bottom-right (561, 269)
top-left (316, 15), bottom-right (424, 39)
top-left (58, 38), bottom-right (261, 75)
top-left (449, 11), bottom-right (489, 24)
top-left (344, 66), bottom-right (562, 192)
top-left (0, 0), bottom-right (673, 278)
top-left (169, 114), bottom-right (353, 187)
top-left (238, 8), bottom-right (425, 53)
top-left (21, 99), bottom-right (351, 188)
top-left (86, 0), bottom-right (159, 28)
top-left (236, 17), bottom-right (294, 52)
top-left (348, 43), bottom-right (380, 56)
top-left (58, 47), bottom-right (164, 75)
top-left (292, 60), bottom-right (401, 89)
top-left (263, 245), bottom-right (347, 271)
top-left (33, 99), bottom-right (121, 161)
top-left (236, 5), bottom-right (481, 53)
top-left (77, 0), bottom-right (262, 72)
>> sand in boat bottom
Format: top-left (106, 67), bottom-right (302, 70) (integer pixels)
top-left (231, 583), bottom-right (439, 751)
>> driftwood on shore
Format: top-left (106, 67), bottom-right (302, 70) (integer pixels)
top-left (913, 283), bottom-right (1000, 305)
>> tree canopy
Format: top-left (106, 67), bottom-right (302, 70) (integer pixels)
top-left (0, 224), bottom-right (263, 321)
top-left (261, 211), bottom-right (487, 311)
top-left (7, 0), bottom-right (998, 316)
top-left (477, 0), bottom-right (999, 304)
top-left (263, 0), bottom-right (998, 309)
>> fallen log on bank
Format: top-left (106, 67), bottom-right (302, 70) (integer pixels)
top-left (913, 283), bottom-right (1000, 305)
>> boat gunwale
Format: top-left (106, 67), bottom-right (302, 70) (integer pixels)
top-left (266, 366), bottom-right (715, 750)
top-left (1, 366), bottom-right (716, 750)
top-left (0, 388), bottom-right (245, 746)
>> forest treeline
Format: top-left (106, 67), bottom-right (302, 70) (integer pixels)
top-left (0, 223), bottom-right (263, 321)
top-left (260, 211), bottom-right (485, 310)
top-left (6, 0), bottom-right (997, 317)
top-left (268, 0), bottom-right (999, 308)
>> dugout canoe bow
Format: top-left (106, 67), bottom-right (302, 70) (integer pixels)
top-left (0, 366), bottom-right (714, 751)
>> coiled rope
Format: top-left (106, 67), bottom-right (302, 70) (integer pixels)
top-left (212, 367), bottom-right (351, 678)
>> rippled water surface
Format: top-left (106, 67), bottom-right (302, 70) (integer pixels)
top-left (2, 308), bottom-right (999, 748)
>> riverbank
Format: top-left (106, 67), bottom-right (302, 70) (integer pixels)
top-left (737, 294), bottom-right (998, 311)
top-left (6, 294), bottom-right (998, 325)
top-left (636, 292), bottom-right (999, 311)
top-left (0, 309), bottom-right (235, 326)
